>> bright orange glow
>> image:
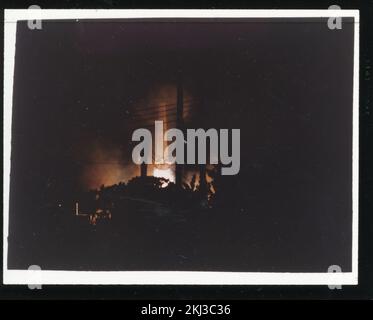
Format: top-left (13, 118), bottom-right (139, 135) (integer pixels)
top-left (80, 84), bottom-right (193, 190)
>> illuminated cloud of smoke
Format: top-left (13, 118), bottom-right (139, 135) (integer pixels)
top-left (80, 140), bottom-right (139, 190)
top-left (80, 84), bottom-right (195, 189)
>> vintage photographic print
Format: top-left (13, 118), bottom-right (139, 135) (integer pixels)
top-left (3, 9), bottom-right (359, 285)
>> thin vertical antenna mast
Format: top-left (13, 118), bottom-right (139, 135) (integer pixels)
top-left (175, 70), bottom-right (184, 186)
top-left (141, 163), bottom-right (147, 177)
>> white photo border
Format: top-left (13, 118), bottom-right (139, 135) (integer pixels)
top-left (3, 9), bottom-right (360, 285)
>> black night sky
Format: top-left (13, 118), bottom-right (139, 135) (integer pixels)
top-left (8, 18), bottom-right (354, 272)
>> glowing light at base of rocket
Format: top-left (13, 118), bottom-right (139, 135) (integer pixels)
top-left (153, 167), bottom-right (175, 185)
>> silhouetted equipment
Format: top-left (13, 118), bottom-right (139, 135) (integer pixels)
top-left (199, 164), bottom-right (207, 196)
